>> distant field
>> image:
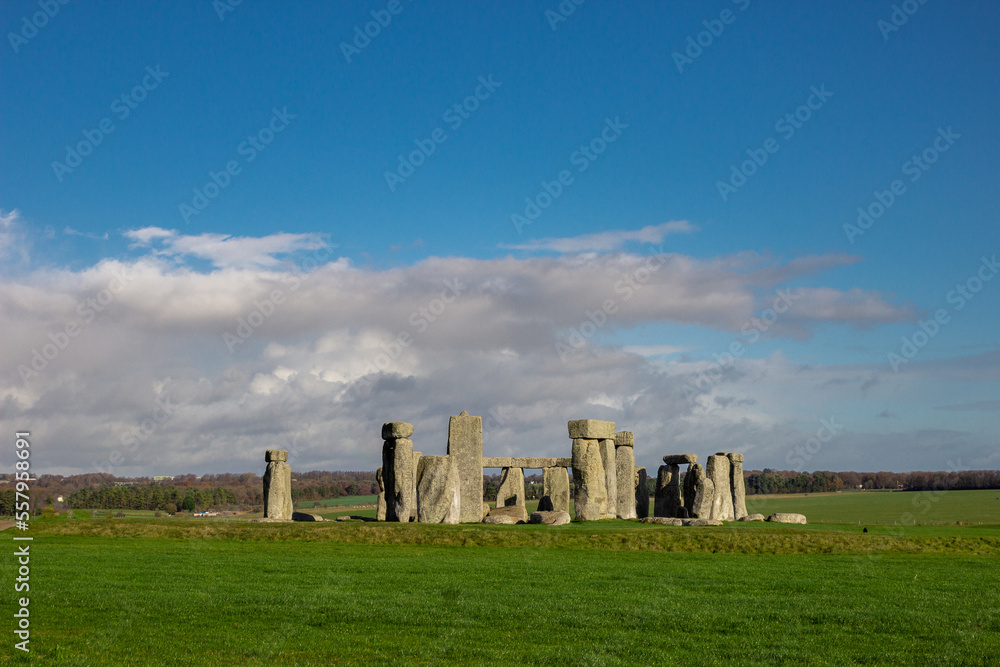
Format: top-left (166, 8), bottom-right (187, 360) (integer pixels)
top-left (297, 494), bottom-right (376, 508)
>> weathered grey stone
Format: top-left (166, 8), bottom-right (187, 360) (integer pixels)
top-left (540, 466), bottom-right (570, 513)
top-left (292, 512), bottom-right (324, 521)
top-left (382, 436), bottom-right (413, 522)
top-left (654, 464), bottom-right (681, 517)
top-left (381, 422), bottom-right (414, 439)
top-left (375, 466), bottom-right (386, 521)
top-left (676, 506), bottom-right (689, 519)
top-left (682, 462), bottom-right (701, 510)
top-left (599, 439), bottom-right (617, 519)
top-left (482, 502), bottom-right (491, 519)
top-left (706, 454), bottom-right (735, 521)
top-left (687, 464), bottom-right (714, 519)
top-left (411, 450), bottom-right (422, 514)
top-left (767, 513), bottom-right (807, 524)
top-left (265, 449), bottom-right (288, 462)
top-left (482, 457), bottom-right (572, 468)
top-left (635, 467), bottom-right (649, 519)
top-left (567, 419), bottom-right (615, 440)
top-left (571, 438), bottom-right (608, 521)
top-left (484, 505), bottom-right (528, 524)
top-left (739, 513), bottom-right (765, 522)
top-left (263, 457), bottom-right (292, 520)
top-left (641, 517), bottom-right (683, 526)
top-left (728, 452), bottom-right (748, 520)
top-left (446, 411), bottom-right (483, 523)
top-left (662, 454), bottom-right (697, 465)
top-left (615, 446), bottom-right (637, 519)
top-left (496, 467), bottom-right (525, 508)
top-left (416, 455), bottom-right (461, 524)
top-left (529, 510), bottom-right (571, 525)
top-left (685, 518), bottom-right (723, 526)
top-left (614, 431), bottom-right (634, 447)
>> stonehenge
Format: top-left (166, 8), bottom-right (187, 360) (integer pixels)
top-left (261, 412), bottom-right (783, 529)
top-left (262, 449), bottom-right (292, 520)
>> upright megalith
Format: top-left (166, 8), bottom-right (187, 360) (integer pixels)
top-left (539, 466), bottom-right (570, 512)
top-left (375, 466), bottom-right (386, 521)
top-left (263, 449), bottom-right (292, 520)
top-left (569, 418), bottom-right (614, 521)
top-left (728, 452), bottom-right (748, 520)
top-left (412, 451), bottom-right (423, 514)
top-left (706, 454), bottom-right (735, 521)
top-left (634, 467), bottom-right (649, 519)
top-left (496, 467), bottom-right (525, 509)
top-left (599, 439), bottom-right (617, 519)
top-left (686, 463), bottom-right (713, 518)
top-left (654, 464), bottom-right (681, 517)
top-left (614, 432), bottom-right (636, 520)
top-left (447, 410), bottom-right (483, 523)
top-left (382, 422), bottom-right (414, 522)
top-left (416, 455), bottom-right (461, 524)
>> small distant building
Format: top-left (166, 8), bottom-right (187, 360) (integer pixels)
top-left (153, 476), bottom-right (175, 482)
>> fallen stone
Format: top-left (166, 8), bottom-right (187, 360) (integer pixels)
top-left (662, 454), bottom-right (697, 465)
top-left (567, 419), bottom-right (616, 440)
top-left (541, 466), bottom-right (570, 513)
top-left (640, 517), bottom-right (683, 526)
top-left (634, 467), bottom-right (649, 519)
top-left (614, 431), bottom-right (634, 447)
top-left (446, 412), bottom-right (483, 523)
top-left (529, 510), bottom-right (571, 525)
top-left (706, 454), bottom-right (735, 521)
top-left (292, 512), bottom-right (324, 521)
top-left (382, 421), bottom-right (414, 439)
top-left (599, 439), bottom-right (617, 519)
top-left (416, 455), bottom-right (461, 524)
top-left (484, 505), bottom-right (528, 524)
top-left (684, 518), bottom-right (723, 526)
top-left (739, 513), bottom-right (765, 522)
top-left (265, 449), bottom-right (288, 462)
top-left (767, 513), bottom-right (807, 524)
top-left (496, 466), bottom-right (525, 508)
top-left (615, 445), bottom-right (636, 519)
top-left (483, 514), bottom-right (522, 525)
top-left (571, 438), bottom-right (608, 521)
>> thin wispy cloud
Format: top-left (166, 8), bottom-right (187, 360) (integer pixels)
top-left (500, 221), bottom-right (696, 253)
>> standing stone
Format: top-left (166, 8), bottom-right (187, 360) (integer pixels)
top-left (706, 454), bottom-right (734, 521)
top-left (634, 467), bottom-right (648, 519)
top-left (416, 455), bottom-right (461, 524)
top-left (599, 439), bottom-right (617, 519)
top-left (568, 419), bottom-right (616, 440)
top-left (446, 411), bottom-right (483, 523)
top-left (263, 449), bottom-right (292, 520)
top-left (382, 426), bottom-right (414, 522)
top-left (682, 462), bottom-right (701, 510)
top-left (615, 445), bottom-right (636, 519)
top-left (571, 438), bottom-right (607, 521)
top-left (728, 452), bottom-right (748, 520)
top-left (654, 465), bottom-right (681, 517)
top-left (540, 466), bottom-right (570, 513)
top-left (496, 467), bottom-right (525, 508)
top-left (376, 466), bottom-right (386, 521)
top-left (411, 451), bottom-right (422, 514)
top-left (688, 465), bottom-right (714, 519)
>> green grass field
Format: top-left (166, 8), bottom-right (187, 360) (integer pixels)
top-left (296, 494), bottom-right (377, 508)
top-left (4, 489), bottom-right (999, 665)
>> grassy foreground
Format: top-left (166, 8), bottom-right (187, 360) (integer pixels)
top-left (4, 518), bottom-right (1000, 665)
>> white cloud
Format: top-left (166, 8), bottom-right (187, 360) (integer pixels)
top-left (500, 220), bottom-right (695, 253)
top-left (124, 227), bottom-right (332, 268)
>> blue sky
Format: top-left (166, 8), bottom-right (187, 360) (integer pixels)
top-left (1, 1), bottom-right (997, 476)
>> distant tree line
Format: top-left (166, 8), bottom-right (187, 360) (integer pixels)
top-left (744, 469), bottom-right (1000, 494)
